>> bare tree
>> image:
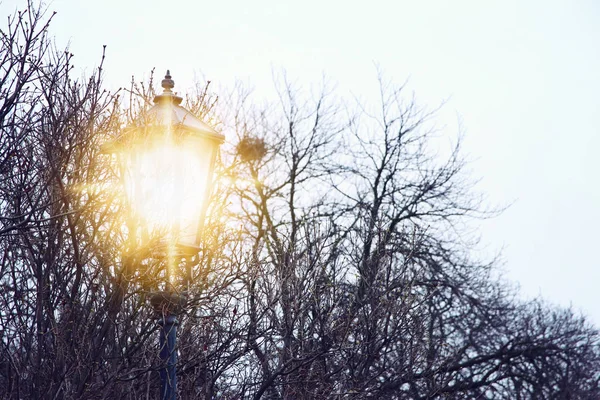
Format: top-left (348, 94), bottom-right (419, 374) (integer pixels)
top-left (0, 2), bottom-right (599, 399)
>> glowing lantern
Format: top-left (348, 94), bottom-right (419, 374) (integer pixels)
top-left (107, 71), bottom-right (224, 254)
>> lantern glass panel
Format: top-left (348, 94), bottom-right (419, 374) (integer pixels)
top-left (123, 131), bottom-right (217, 250)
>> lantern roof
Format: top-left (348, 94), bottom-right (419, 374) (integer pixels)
top-left (102, 71), bottom-right (224, 154)
top-left (136, 70), bottom-right (224, 143)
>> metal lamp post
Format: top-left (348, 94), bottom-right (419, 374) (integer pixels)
top-left (104, 71), bottom-right (224, 399)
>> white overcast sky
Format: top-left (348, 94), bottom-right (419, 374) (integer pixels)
top-left (2, 0), bottom-right (599, 322)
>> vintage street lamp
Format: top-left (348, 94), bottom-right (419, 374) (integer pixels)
top-left (104, 71), bottom-right (224, 400)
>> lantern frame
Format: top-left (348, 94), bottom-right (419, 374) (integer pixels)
top-left (103, 71), bottom-right (224, 256)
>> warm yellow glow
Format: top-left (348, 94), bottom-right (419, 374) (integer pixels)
top-left (124, 136), bottom-right (210, 246)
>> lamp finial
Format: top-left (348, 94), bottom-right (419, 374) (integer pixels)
top-left (162, 70), bottom-right (175, 93)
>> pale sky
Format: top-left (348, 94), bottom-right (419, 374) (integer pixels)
top-left (2, 0), bottom-right (599, 322)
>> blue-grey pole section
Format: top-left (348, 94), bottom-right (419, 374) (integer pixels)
top-left (159, 314), bottom-right (178, 400)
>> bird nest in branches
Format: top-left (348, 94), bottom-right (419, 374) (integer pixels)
top-left (236, 136), bottom-right (267, 162)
